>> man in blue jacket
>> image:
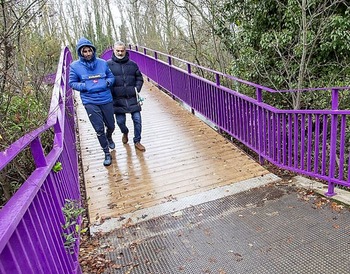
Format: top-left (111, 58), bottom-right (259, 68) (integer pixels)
top-left (69, 37), bottom-right (116, 166)
top-left (107, 41), bottom-right (145, 152)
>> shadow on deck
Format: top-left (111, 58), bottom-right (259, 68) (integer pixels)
top-left (76, 81), bottom-right (280, 233)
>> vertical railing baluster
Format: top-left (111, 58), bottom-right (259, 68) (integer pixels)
top-left (282, 115), bottom-right (287, 165)
top-left (314, 115), bottom-right (320, 173)
top-left (276, 113), bottom-right (281, 163)
top-left (168, 56), bottom-right (175, 101)
top-left (256, 87), bottom-right (264, 164)
top-left (338, 116), bottom-right (346, 180)
top-left (326, 88), bottom-right (339, 196)
top-left (321, 115), bottom-right (328, 175)
top-left (307, 114), bottom-right (313, 172)
top-left (30, 137), bottom-right (47, 168)
top-left (154, 51), bottom-right (159, 84)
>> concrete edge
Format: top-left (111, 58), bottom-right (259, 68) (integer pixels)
top-left (294, 175), bottom-right (350, 206)
top-left (90, 173), bottom-right (281, 235)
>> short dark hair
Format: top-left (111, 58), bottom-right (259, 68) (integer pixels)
top-left (80, 46), bottom-right (94, 55)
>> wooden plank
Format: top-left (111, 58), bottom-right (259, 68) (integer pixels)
top-left (76, 81), bottom-right (269, 225)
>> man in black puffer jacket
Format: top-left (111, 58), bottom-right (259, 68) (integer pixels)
top-left (107, 41), bottom-right (145, 151)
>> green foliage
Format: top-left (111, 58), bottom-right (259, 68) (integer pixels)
top-left (0, 88), bottom-right (53, 207)
top-left (0, 148), bottom-right (36, 208)
top-left (53, 162), bottom-right (63, 173)
top-left (61, 199), bottom-right (87, 254)
top-left (0, 92), bottom-right (50, 146)
top-left (214, 0), bottom-right (350, 109)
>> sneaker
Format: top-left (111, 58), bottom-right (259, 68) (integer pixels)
top-left (103, 153), bottom-right (112, 166)
top-left (122, 133), bottom-right (128, 144)
top-left (107, 138), bottom-right (115, 150)
top-left (135, 142), bottom-right (146, 151)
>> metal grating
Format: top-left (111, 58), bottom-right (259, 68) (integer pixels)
top-left (97, 184), bottom-right (350, 274)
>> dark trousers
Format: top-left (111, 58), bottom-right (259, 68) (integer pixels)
top-left (115, 111), bottom-right (142, 143)
top-left (84, 102), bottom-right (115, 153)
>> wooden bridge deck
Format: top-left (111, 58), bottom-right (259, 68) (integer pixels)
top-left (76, 81), bottom-right (277, 230)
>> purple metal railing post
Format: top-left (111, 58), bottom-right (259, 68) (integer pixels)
top-left (216, 73), bottom-right (220, 86)
top-left (168, 56), bottom-right (176, 100)
top-left (256, 87), bottom-right (265, 164)
top-left (215, 73), bottom-right (223, 134)
top-left (143, 48), bottom-right (150, 82)
top-left (256, 88), bottom-right (263, 102)
top-left (325, 88), bottom-right (339, 196)
top-left (187, 63), bottom-right (195, 114)
top-left (30, 137), bottom-right (47, 167)
top-left (154, 51), bottom-right (159, 84)
top-left (187, 63), bottom-right (191, 74)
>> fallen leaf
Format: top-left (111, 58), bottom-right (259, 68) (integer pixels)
top-left (172, 211), bottom-right (183, 218)
top-left (330, 202), bottom-right (343, 212)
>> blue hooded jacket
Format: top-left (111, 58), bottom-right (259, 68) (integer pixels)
top-left (69, 37), bottom-right (115, 105)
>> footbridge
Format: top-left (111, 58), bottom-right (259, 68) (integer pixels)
top-left (1, 45), bottom-right (350, 273)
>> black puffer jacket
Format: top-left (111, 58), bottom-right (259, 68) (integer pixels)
top-left (107, 52), bottom-right (144, 114)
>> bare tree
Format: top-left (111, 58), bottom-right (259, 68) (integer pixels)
top-left (169, 0), bottom-right (231, 72)
top-left (0, 0), bottom-right (48, 96)
top-left (293, 0), bottom-right (345, 109)
top-left (105, 0), bottom-right (119, 43)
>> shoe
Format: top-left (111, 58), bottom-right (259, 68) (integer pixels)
top-left (135, 142), bottom-right (146, 151)
top-left (107, 138), bottom-right (115, 150)
top-left (103, 153), bottom-right (112, 166)
top-left (122, 133), bottom-right (128, 144)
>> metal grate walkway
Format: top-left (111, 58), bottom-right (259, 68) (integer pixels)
top-left (97, 183), bottom-right (350, 273)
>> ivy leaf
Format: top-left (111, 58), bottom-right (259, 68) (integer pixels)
top-left (53, 162), bottom-right (62, 172)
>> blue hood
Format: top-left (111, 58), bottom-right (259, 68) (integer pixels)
top-left (76, 37), bottom-right (96, 58)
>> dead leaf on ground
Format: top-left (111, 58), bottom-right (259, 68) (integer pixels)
top-left (330, 202), bottom-right (343, 212)
top-left (123, 218), bottom-right (134, 228)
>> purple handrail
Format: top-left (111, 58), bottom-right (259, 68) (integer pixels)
top-left (102, 46), bottom-right (350, 197)
top-left (0, 47), bottom-right (81, 273)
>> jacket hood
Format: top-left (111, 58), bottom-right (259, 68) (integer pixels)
top-left (76, 37), bottom-right (96, 58)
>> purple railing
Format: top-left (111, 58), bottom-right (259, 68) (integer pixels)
top-left (101, 46), bottom-right (350, 196)
top-left (0, 47), bottom-right (82, 273)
